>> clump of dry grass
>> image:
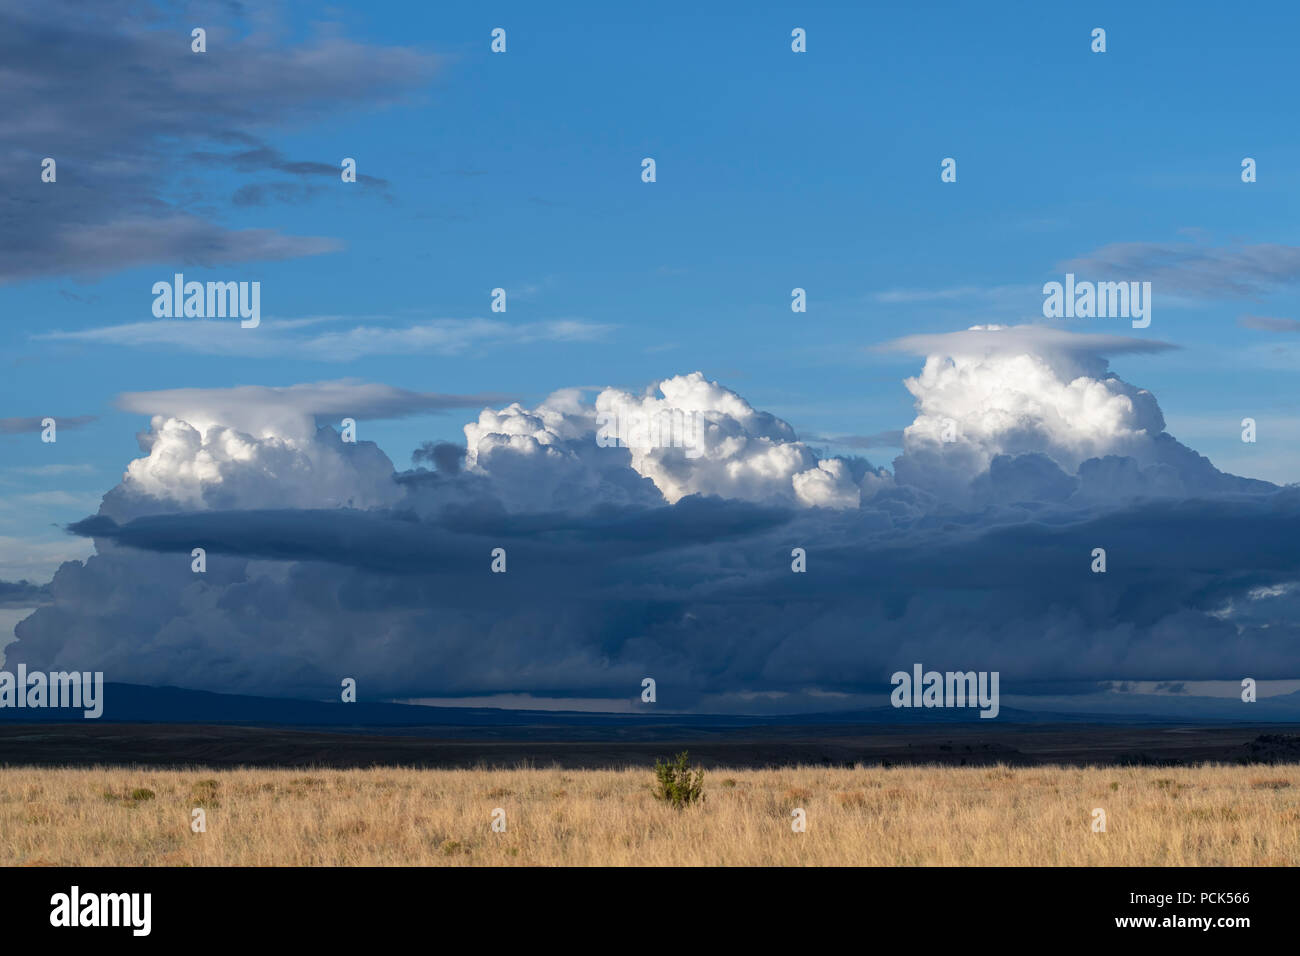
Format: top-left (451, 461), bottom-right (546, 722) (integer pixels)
top-left (0, 763), bottom-right (1295, 866)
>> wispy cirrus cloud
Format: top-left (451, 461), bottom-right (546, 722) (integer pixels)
top-left (1239, 314), bottom-right (1300, 332)
top-left (874, 242), bottom-right (1300, 319)
top-left (1063, 241), bottom-right (1300, 301)
top-left (0, 415), bottom-right (96, 435)
top-left (2, 464), bottom-right (98, 477)
top-left (36, 317), bottom-right (614, 359)
top-left (871, 284), bottom-right (1036, 305)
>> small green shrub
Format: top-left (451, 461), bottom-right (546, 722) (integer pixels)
top-left (653, 751), bottom-right (704, 809)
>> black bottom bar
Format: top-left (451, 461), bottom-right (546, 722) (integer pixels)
top-left (3, 865), bottom-right (1280, 942)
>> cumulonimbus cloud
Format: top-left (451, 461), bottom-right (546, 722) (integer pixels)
top-left (8, 327), bottom-right (1296, 709)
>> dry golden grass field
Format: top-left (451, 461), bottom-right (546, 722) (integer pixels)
top-left (1, 762), bottom-right (1297, 866)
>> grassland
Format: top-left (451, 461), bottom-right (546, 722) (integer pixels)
top-left (2, 762), bottom-right (1297, 866)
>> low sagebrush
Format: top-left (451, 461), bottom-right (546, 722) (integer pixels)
top-left (653, 751), bottom-right (704, 809)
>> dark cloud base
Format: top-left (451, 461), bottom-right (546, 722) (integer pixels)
top-left (14, 485), bottom-right (1298, 707)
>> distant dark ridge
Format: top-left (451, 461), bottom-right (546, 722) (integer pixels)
top-left (0, 681), bottom-right (1239, 732)
top-left (0, 723), bottom-right (1298, 770)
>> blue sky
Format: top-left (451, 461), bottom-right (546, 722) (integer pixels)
top-left (3, 1), bottom-right (1300, 714)
top-left (6, 3), bottom-right (1300, 553)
